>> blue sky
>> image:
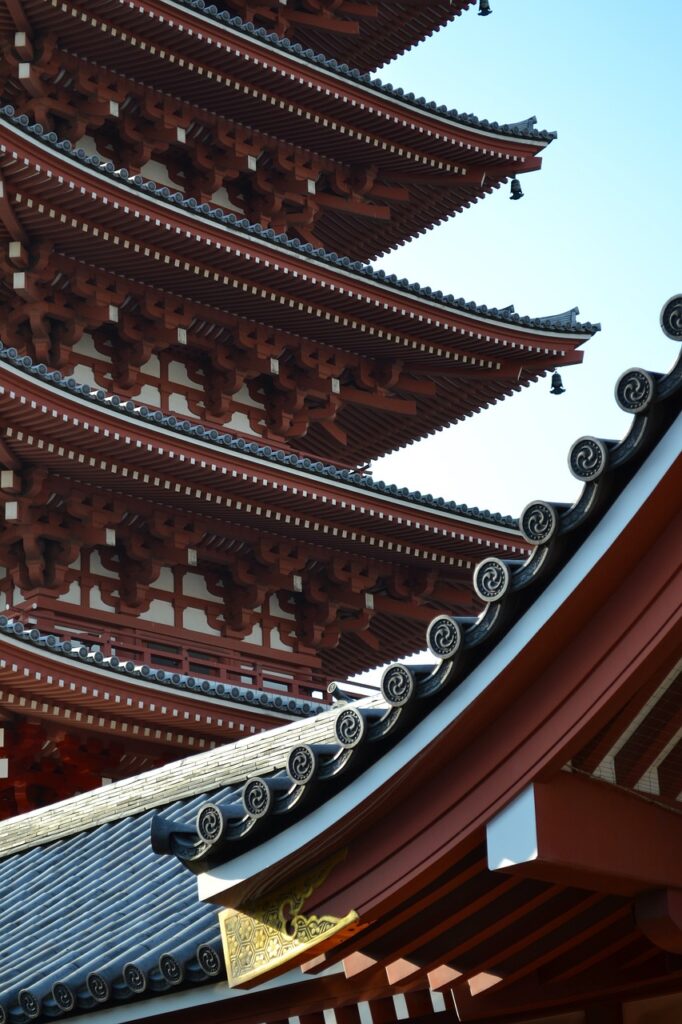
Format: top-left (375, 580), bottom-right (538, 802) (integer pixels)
top-left (369, 0), bottom-right (681, 515)
top-left (352, 0), bottom-right (681, 684)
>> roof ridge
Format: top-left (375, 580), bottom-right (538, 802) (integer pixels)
top-left (0, 107), bottom-right (600, 337)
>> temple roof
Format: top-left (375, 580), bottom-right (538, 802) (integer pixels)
top-left (0, 341), bottom-right (518, 529)
top-left (0, 799), bottom-right (223, 1019)
top-left (171, 1), bottom-right (478, 75)
top-left (151, 1), bottom-right (553, 140)
top-left (0, 337), bottom-right (678, 1021)
top-left (2, 107), bottom-right (596, 337)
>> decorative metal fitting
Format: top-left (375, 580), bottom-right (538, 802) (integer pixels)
top-left (615, 368), bottom-right (656, 413)
top-left (660, 295), bottom-right (682, 340)
top-left (380, 663), bottom-right (416, 707)
top-left (473, 557), bottom-right (511, 602)
top-left (568, 436), bottom-right (609, 482)
top-left (519, 501), bottom-right (558, 545)
top-left (426, 615), bottom-right (463, 659)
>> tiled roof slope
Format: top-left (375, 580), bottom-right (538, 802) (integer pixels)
top-left (0, 341), bottom-right (518, 528)
top-left (0, 322), bottom-right (679, 1021)
top-left (0, 107), bottom-right (600, 339)
top-left (0, 798), bottom-right (224, 1022)
top-left (121, 1), bottom-right (554, 141)
top-left (0, 614), bottom-right (326, 718)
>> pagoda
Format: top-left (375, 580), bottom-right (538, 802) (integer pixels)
top-left (0, 0), bottom-right (598, 815)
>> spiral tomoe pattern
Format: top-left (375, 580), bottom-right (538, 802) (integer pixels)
top-left (287, 744), bottom-right (316, 784)
top-left (197, 944), bottom-right (222, 977)
top-left (197, 803), bottom-right (224, 843)
top-left (569, 437), bottom-right (608, 481)
top-left (87, 974), bottom-right (109, 1003)
top-left (159, 954), bottom-right (184, 985)
top-left (660, 295), bottom-right (682, 340)
top-left (473, 558), bottom-right (510, 602)
top-left (123, 963), bottom-right (146, 993)
top-left (615, 368), bottom-right (654, 413)
top-left (520, 501), bottom-right (557, 544)
top-left (381, 664), bottom-right (415, 706)
top-left (17, 992), bottom-right (40, 1020)
top-left (426, 615), bottom-right (463, 659)
top-left (334, 707), bottom-right (364, 747)
top-left (52, 983), bottom-right (75, 1011)
top-left (243, 778), bottom-right (271, 817)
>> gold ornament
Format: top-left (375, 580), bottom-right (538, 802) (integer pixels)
top-left (219, 856), bottom-right (360, 987)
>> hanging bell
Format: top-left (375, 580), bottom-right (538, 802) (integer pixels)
top-left (510, 178), bottom-right (523, 201)
top-left (479, 0), bottom-right (492, 14)
top-left (550, 371), bottom-right (566, 395)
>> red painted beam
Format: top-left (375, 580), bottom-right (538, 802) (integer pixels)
top-left (487, 772), bottom-right (682, 896)
top-left (636, 888), bottom-right (682, 954)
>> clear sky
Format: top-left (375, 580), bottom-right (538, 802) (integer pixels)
top-left (351, 0), bottom-right (681, 685)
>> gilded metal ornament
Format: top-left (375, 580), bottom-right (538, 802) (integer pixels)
top-left (219, 856), bottom-right (359, 987)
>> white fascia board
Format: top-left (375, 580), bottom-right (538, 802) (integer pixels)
top-left (197, 412), bottom-right (681, 902)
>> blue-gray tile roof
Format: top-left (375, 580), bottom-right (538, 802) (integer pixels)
top-left (0, 107), bottom-right (600, 338)
top-left (0, 795), bottom-right (229, 1022)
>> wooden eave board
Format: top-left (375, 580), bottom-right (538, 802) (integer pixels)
top-left (0, 363), bottom-right (523, 559)
top-left (0, 126), bottom-right (583, 363)
top-left (24, 0), bottom-right (545, 160)
top-left (12, 0), bottom-right (548, 259)
top-left (0, 634), bottom-right (293, 750)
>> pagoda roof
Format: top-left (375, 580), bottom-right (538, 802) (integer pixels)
top-left (0, 109), bottom-right (598, 463)
top-left (141, 1), bottom-right (555, 143)
top-left (12, 2), bottom-right (554, 144)
top-left (171, 1), bottom-right (479, 75)
top-left (0, 346), bottom-right (527, 681)
top-left (6, 3), bottom-right (556, 257)
top-left (0, 341), bottom-right (518, 531)
top-left (0, 341), bottom-right (679, 1022)
top-left (0, 108), bottom-right (595, 338)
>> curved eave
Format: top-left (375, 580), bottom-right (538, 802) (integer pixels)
top-left (188, 2), bottom-right (477, 75)
top-left (0, 356), bottom-right (524, 551)
top-left (0, 117), bottom-right (597, 360)
top-left (197, 371), bottom-right (682, 905)
top-left (0, 625), bottom-right (308, 753)
top-left (1, 346), bottom-right (678, 867)
top-left (21, 0), bottom-right (553, 153)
